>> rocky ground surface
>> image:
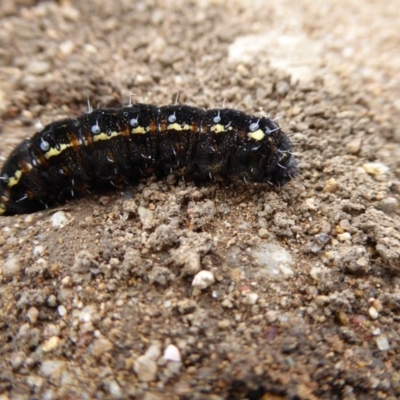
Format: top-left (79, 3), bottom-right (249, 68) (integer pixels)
top-left (0, 0), bottom-right (399, 399)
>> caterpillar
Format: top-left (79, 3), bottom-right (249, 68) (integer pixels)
top-left (0, 103), bottom-right (298, 216)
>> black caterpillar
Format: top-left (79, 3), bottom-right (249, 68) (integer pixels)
top-left (0, 103), bottom-right (298, 215)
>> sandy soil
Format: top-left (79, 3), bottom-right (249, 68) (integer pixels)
top-left (0, 0), bottom-right (400, 399)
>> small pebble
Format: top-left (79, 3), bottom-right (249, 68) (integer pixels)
top-left (134, 355), bottom-right (157, 382)
top-left (2, 256), bottom-right (21, 277)
top-left (376, 336), bottom-right (390, 351)
top-left (26, 307), bottom-right (39, 324)
top-left (90, 338), bottom-right (113, 356)
top-left (363, 162), bottom-right (389, 176)
top-left (42, 336), bottom-right (61, 352)
top-left (337, 232), bottom-right (351, 241)
top-left (79, 305), bottom-right (96, 323)
top-left (163, 344), bottom-right (181, 362)
top-left (33, 245), bottom-right (45, 257)
top-left (346, 138), bottom-right (362, 154)
top-left (108, 380), bottom-right (122, 399)
top-left (50, 211), bottom-right (70, 228)
top-left (27, 60), bottom-right (50, 75)
top-left (138, 206), bottom-right (154, 229)
top-left (258, 228), bottom-right (269, 238)
top-left (324, 178), bottom-right (339, 193)
top-left (192, 270), bottom-right (215, 289)
top-left (39, 360), bottom-right (66, 378)
top-left (57, 305), bottom-right (67, 317)
top-left (242, 292), bottom-right (259, 305)
top-left (368, 306), bottom-right (379, 320)
top-left (25, 375), bottom-right (43, 389)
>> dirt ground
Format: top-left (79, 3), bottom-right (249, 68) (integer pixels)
top-left (0, 0), bottom-right (400, 399)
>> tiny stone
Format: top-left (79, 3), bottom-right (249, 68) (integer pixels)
top-left (376, 336), bottom-right (390, 351)
top-left (192, 270), bottom-right (215, 289)
top-left (218, 319), bottom-right (231, 329)
top-left (221, 298), bottom-right (234, 308)
top-left (363, 162), bottom-right (389, 176)
top-left (258, 228), bottom-right (269, 238)
top-left (47, 295), bottom-right (57, 308)
top-left (9, 351), bottom-right (26, 371)
top-left (25, 375), bottom-right (44, 389)
top-left (346, 138), bottom-right (362, 154)
top-left (134, 355), bottom-right (158, 382)
top-left (42, 336), bottom-right (61, 352)
top-left (39, 360), bottom-right (66, 378)
top-left (324, 178), bottom-right (339, 193)
top-left (33, 245), bottom-right (45, 257)
top-left (27, 60), bottom-right (50, 75)
top-left (2, 256), bottom-right (21, 277)
top-left (79, 305), bottom-right (96, 323)
top-left (90, 338), bottom-right (113, 356)
top-left (50, 211), bottom-right (70, 228)
top-left (242, 292), bottom-right (259, 305)
top-left (163, 344), bottom-right (181, 362)
top-left (337, 232), bottom-right (351, 241)
top-left (310, 266), bottom-right (322, 281)
top-left (145, 343), bottom-right (161, 360)
top-left (368, 306), bottom-right (379, 320)
top-left (108, 380), bottom-right (122, 399)
top-left (26, 307), bottom-right (39, 324)
top-left (57, 305), bottom-right (67, 317)
top-left (339, 219), bottom-right (351, 230)
top-left (265, 310), bottom-right (277, 323)
top-left (138, 206), bottom-right (154, 229)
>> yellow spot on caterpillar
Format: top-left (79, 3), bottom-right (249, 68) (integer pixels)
top-left (8, 170), bottom-right (22, 187)
top-left (0, 201), bottom-right (6, 215)
top-left (132, 126), bottom-right (147, 134)
top-left (167, 123), bottom-right (192, 131)
top-left (44, 143), bottom-right (72, 159)
top-left (247, 129), bottom-right (265, 141)
top-left (211, 124), bottom-right (226, 133)
top-left (92, 131), bottom-right (120, 142)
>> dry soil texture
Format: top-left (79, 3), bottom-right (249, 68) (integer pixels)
top-left (0, 1), bottom-right (400, 399)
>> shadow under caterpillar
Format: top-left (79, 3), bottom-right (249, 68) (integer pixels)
top-left (0, 103), bottom-right (299, 215)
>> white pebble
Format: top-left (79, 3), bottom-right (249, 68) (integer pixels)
top-left (2, 256), bottom-right (21, 277)
top-left (42, 336), bottom-right (61, 352)
top-left (163, 344), bottom-right (181, 362)
top-left (33, 246), bottom-right (45, 257)
top-left (251, 243), bottom-right (294, 279)
top-left (145, 343), bottom-right (161, 360)
top-left (39, 360), bottom-right (66, 378)
top-left (50, 211), bottom-right (70, 228)
top-left (108, 380), bottom-right (122, 399)
top-left (242, 292), bottom-right (259, 305)
top-left (192, 270), bottom-right (215, 289)
top-left (368, 306), bottom-right (379, 320)
top-left (79, 305), bottom-right (96, 323)
top-left (363, 162), bottom-right (389, 176)
top-left (337, 232), bottom-right (352, 241)
top-left (138, 206), bottom-right (154, 229)
top-left (57, 305), bottom-right (67, 317)
top-left (26, 307), bottom-right (39, 324)
top-left (376, 336), bottom-right (390, 351)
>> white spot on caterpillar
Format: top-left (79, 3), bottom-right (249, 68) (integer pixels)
top-left (213, 111), bottom-right (221, 124)
top-left (40, 138), bottom-right (50, 151)
top-left (168, 113), bottom-right (177, 123)
top-left (91, 122), bottom-right (101, 134)
top-left (249, 119), bottom-right (260, 132)
top-left (130, 117), bottom-right (139, 127)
